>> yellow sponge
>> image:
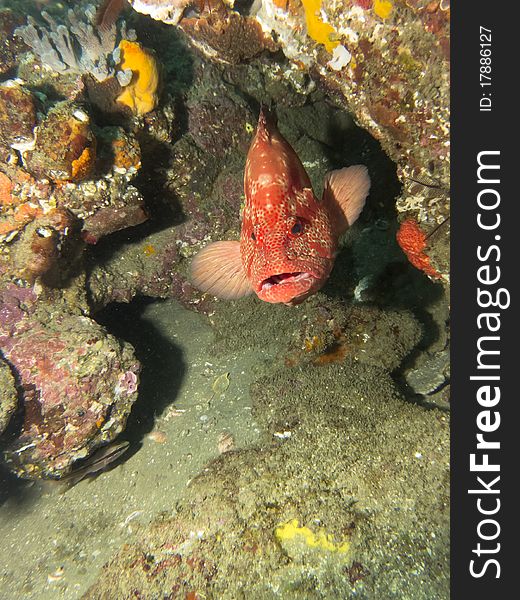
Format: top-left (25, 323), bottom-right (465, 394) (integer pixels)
top-left (301, 0), bottom-right (339, 53)
top-left (116, 40), bottom-right (160, 115)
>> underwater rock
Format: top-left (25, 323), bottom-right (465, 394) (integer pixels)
top-left (86, 63), bottom-right (253, 309)
top-left (250, 0), bottom-right (450, 281)
top-left (87, 231), bottom-right (187, 308)
top-left (0, 80), bottom-right (38, 159)
top-left (9, 207), bottom-right (80, 285)
top-left (55, 125), bottom-right (146, 242)
top-left (405, 348), bottom-right (450, 399)
top-left (0, 168), bottom-right (50, 245)
top-left (83, 360), bottom-right (449, 599)
top-left (0, 283), bottom-right (140, 479)
top-left (99, 125), bottom-right (142, 174)
top-left (129, 0), bottom-right (192, 26)
top-left (179, 1), bottom-right (279, 64)
top-left (208, 292), bottom-right (423, 376)
top-left (0, 356), bottom-right (17, 436)
top-left (0, 172), bottom-right (145, 288)
top-left (222, 56), bottom-right (316, 108)
top-left (0, 8), bottom-right (28, 76)
top-left (82, 194), bottom-right (148, 244)
top-left (296, 304), bottom-right (423, 372)
top-left (1, 120), bottom-right (145, 286)
top-left (25, 101), bottom-right (97, 183)
top-left (187, 94), bottom-right (253, 158)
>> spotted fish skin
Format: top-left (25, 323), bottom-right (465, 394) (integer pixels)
top-left (240, 110), bottom-right (337, 304)
top-left (190, 108), bottom-right (371, 305)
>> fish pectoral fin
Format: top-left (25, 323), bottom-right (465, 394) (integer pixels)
top-left (190, 240), bottom-right (253, 300)
top-left (322, 165), bottom-right (371, 235)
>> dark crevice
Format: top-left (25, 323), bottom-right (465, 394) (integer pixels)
top-left (93, 297), bottom-right (187, 444)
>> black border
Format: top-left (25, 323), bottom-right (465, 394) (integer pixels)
top-left (451, 3), bottom-right (516, 596)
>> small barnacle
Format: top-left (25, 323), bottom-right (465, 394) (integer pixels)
top-left (327, 45), bottom-right (352, 71)
top-left (73, 109), bottom-right (89, 122)
top-left (36, 226), bottom-right (52, 238)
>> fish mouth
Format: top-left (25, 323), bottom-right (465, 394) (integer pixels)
top-left (259, 271), bottom-right (314, 292)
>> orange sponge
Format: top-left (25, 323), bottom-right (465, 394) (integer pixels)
top-left (116, 40), bottom-right (160, 115)
top-left (301, 0), bottom-right (339, 53)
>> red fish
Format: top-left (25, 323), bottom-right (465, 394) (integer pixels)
top-left (190, 108), bottom-right (370, 305)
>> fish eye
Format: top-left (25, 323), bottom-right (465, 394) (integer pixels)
top-left (291, 220), bottom-right (304, 236)
top-left (251, 231), bottom-right (256, 241)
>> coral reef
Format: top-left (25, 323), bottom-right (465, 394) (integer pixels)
top-left (253, 0), bottom-right (450, 279)
top-left (0, 283), bottom-right (140, 479)
top-left (1, 0), bottom-right (448, 490)
top-left (13, 2), bottom-right (164, 118)
top-left (149, 0), bottom-right (448, 282)
top-left (0, 7), bottom-right (157, 480)
top-left (0, 3), bottom-right (450, 595)
top-left (0, 86), bottom-right (147, 255)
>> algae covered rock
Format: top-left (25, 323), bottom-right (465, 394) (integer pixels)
top-left (82, 269), bottom-right (447, 599)
top-left (83, 360), bottom-right (449, 600)
top-left (0, 80), bottom-right (37, 157)
top-left (0, 283), bottom-right (140, 479)
top-left (157, 0), bottom-right (450, 281)
top-left (25, 101), bottom-right (97, 183)
top-left (0, 7), bottom-right (27, 76)
top-left (253, 0), bottom-right (450, 279)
